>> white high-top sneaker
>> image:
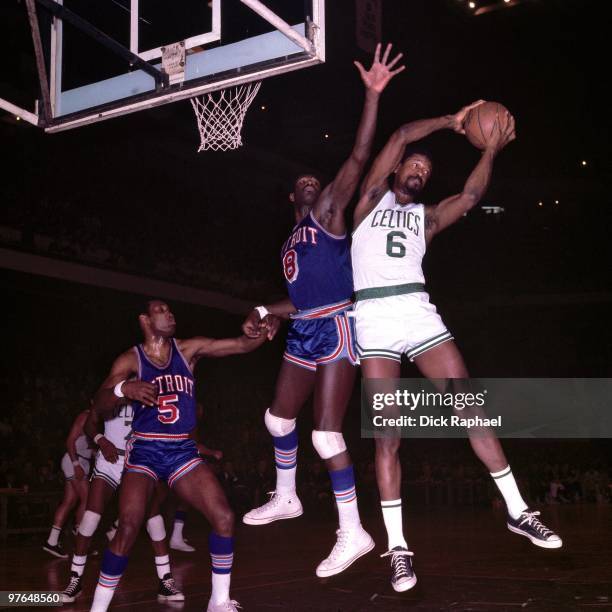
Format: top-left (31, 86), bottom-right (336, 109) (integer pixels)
top-left (242, 491), bottom-right (303, 525)
top-left (315, 525), bottom-right (374, 577)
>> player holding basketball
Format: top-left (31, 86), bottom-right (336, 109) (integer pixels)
top-left (59, 404), bottom-right (184, 603)
top-left (89, 300), bottom-right (275, 612)
top-left (43, 408), bottom-right (92, 558)
top-left (351, 103), bottom-right (562, 592)
top-left (241, 43), bottom-right (405, 577)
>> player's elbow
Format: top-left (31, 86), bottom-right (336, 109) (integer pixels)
top-left (460, 190), bottom-right (480, 210)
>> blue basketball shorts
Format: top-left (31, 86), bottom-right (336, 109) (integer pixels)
top-left (125, 435), bottom-right (203, 488)
top-left (284, 306), bottom-right (358, 372)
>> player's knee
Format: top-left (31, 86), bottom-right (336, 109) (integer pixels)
top-left (78, 510), bottom-right (101, 537)
top-left (265, 408), bottom-right (296, 437)
top-left (146, 514), bottom-right (166, 542)
top-left (311, 430), bottom-right (347, 460)
top-left (212, 507), bottom-right (234, 536)
top-left (114, 518), bottom-right (140, 550)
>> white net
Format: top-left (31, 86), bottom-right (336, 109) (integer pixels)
top-left (190, 81), bottom-right (262, 152)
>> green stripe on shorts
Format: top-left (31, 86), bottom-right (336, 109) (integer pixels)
top-left (407, 331), bottom-right (453, 361)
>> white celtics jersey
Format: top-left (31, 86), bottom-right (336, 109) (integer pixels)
top-left (103, 404), bottom-right (134, 450)
top-left (352, 190), bottom-right (426, 291)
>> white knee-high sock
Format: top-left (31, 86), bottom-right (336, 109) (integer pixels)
top-left (491, 466), bottom-right (528, 519)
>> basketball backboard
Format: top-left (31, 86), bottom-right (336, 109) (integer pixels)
top-left (0, 0), bottom-right (325, 133)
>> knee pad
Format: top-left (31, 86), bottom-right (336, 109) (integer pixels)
top-left (311, 430), bottom-right (347, 460)
top-left (265, 408), bottom-right (296, 437)
top-left (78, 510), bottom-right (101, 537)
top-left (146, 514), bottom-right (166, 542)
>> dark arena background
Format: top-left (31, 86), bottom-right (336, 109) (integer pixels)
top-left (1, 1), bottom-right (610, 611)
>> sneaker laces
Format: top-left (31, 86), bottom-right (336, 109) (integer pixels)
top-left (380, 548), bottom-right (414, 578)
top-left (64, 574), bottom-right (80, 595)
top-left (161, 576), bottom-right (181, 594)
top-left (519, 511), bottom-right (553, 537)
top-left (327, 529), bottom-right (351, 561)
top-left (252, 491), bottom-right (282, 514)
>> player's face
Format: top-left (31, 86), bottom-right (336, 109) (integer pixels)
top-left (292, 175), bottom-right (321, 207)
top-left (395, 155), bottom-right (432, 199)
top-left (146, 301), bottom-right (176, 337)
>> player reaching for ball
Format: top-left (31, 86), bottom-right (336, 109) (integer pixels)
top-left (351, 101), bottom-right (562, 593)
top-left (241, 43), bottom-right (405, 579)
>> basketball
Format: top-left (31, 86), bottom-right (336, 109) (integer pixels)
top-left (463, 101), bottom-right (511, 150)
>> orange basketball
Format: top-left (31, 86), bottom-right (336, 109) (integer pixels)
top-left (463, 101), bottom-right (511, 150)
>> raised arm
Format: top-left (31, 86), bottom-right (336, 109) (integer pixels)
top-left (354, 101), bottom-right (485, 228)
top-left (93, 349), bottom-right (157, 413)
top-left (424, 112), bottom-right (515, 242)
top-left (314, 43), bottom-right (405, 234)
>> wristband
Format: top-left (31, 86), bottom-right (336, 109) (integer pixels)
top-left (255, 305), bottom-right (270, 319)
top-left (72, 460), bottom-right (80, 467)
top-left (93, 433), bottom-right (104, 444)
top-left (113, 380), bottom-right (126, 398)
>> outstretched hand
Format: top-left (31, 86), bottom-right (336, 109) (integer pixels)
top-left (354, 42), bottom-right (405, 94)
top-left (451, 100), bottom-right (486, 134)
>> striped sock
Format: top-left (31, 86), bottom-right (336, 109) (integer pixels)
top-left (155, 554), bottom-right (170, 579)
top-left (491, 466), bottom-right (528, 520)
top-left (209, 532), bottom-right (233, 606)
top-left (71, 554), bottom-right (87, 577)
top-left (329, 465), bottom-right (361, 529)
top-left (90, 549), bottom-right (129, 612)
top-left (381, 499), bottom-right (408, 550)
top-left (273, 428), bottom-right (298, 494)
top-left (47, 525), bottom-right (61, 546)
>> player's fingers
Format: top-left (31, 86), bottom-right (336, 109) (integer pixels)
top-left (390, 65), bottom-right (406, 77)
top-left (467, 99), bottom-right (486, 111)
top-left (373, 42), bottom-right (381, 63)
top-left (142, 391), bottom-right (157, 406)
top-left (381, 42), bottom-right (392, 65)
top-left (353, 61), bottom-right (367, 79)
top-left (386, 52), bottom-right (403, 69)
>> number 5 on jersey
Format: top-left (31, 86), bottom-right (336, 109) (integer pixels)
top-left (283, 249), bottom-right (299, 283)
top-left (158, 394), bottom-right (180, 424)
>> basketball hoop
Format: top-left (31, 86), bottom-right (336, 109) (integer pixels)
top-left (190, 81), bottom-right (261, 152)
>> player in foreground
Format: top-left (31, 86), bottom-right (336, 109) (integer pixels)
top-left (241, 43), bottom-right (405, 578)
top-left (89, 300), bottom-right (275, 612)
top-left (351, 103), bottom-right (562, 592)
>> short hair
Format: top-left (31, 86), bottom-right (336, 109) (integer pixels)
top-left (140, 299), bottom-right (158, 316)
top-left (401, 144), bottom-right (434, 167)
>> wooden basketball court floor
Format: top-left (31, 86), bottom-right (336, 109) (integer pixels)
top-left (1, 505), bottom-right (610, 611)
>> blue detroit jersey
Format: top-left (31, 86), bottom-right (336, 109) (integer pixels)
top-left (281, 211), bottom-right (353, 311)
top-left (132, 339), bottom-right (196, 435)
